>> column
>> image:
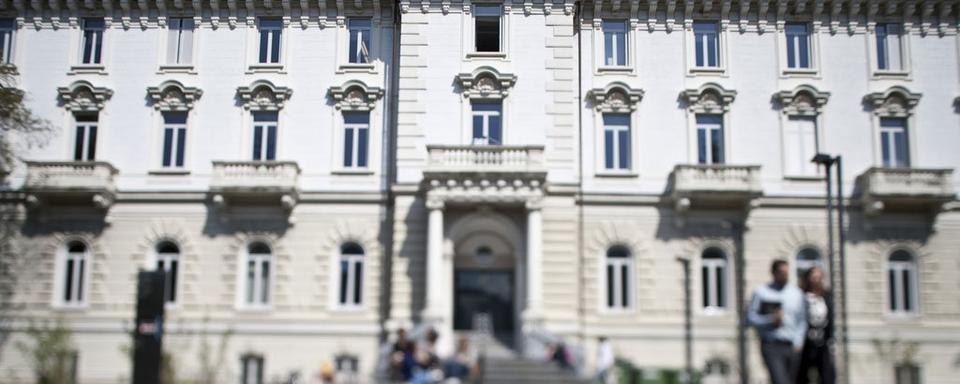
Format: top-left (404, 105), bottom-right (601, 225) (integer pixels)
top-left (524, 199), bottom-right (543, 319)
top-left (424, 198), bottom-right (444, 318)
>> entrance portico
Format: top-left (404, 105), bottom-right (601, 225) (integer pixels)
top-left (420, 144), bottom-right (546, 354)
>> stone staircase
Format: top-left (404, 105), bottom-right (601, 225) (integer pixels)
top-left (480, 356), bottom-right (590, 384)
top-left (473, 333), bottom-right (589, 384)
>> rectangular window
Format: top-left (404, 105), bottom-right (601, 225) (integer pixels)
top-left (0, 18), bottom-right (14, 64)
top-left (161, 112), bottom-right (187, 168)
top-left (166, 18), bottom-right (194, 65)
top-left (258, 19), bottom-right (282, 64)
top-left (605, 258), bottom-right (632, 310)
top-left (876, 23), bottom-right (904, 71)
top-left (603, 20), bottom-right (627, 66)
top-left (64, 252), bottom-right (86, 304)
top-left (785, 23), bottom-right (811, 69)
top-left (696, 114), bottom-right (724, 164)
top-left (73, 114), bottom-right (98, 161)
top-left (693, 21), bottom-right (720, 68)
top-left (602, 114), bottom-right (631, 170)
top-left (348, 18), bottom-right (372, 64)
top-left (156, 255), bottom-right (178, 304)
top-left (338, 257), bottom-right (364, 306)
top-left (342, 112), bottom-right (370, 168)
top-left (81, 18), bottom-right (105, 65)
top-left (880, 117), bottom-right (909, 168)
top-left (252, 112), bottom-right (278, 161)
top-left (783, 116), bottom-right (819, 176)
top-left (241, 355), bottom-right (264, 384)
top-left (471, 102), bottom-right (502, 145)
top-left (245, 256), bottom-right (271, 305)
top-left (474, 5), bottom-right (501, 52)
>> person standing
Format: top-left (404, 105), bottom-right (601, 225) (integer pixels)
top-left (748, 259), bottom-right (807, 384)
top-left (595, 336), bottom-right (614, 384)
top-left (797, 266), bottom-right (835, 384)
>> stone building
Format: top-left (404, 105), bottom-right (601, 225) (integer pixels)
top-left (0, 0), bottom-right (958, 383)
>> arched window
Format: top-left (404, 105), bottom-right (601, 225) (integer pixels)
top-left (604, 245), bottom-right (633, 310)
top-left (703, 358), bottom-right (731, 384)
top-left (63, 241), bottom-right (88, 305)
top-left (701, 247), bottom-right (728, 311)
top-left (795, 247), bottom-right (824, 279)
top-left (888, 249), bottom-right (917, 313)
top-left (245, 242), bottom-right (272, 306)
top-left (156, 241), bottom-right (180, 304)
top-left (338, 243), bottom-right (365, 307)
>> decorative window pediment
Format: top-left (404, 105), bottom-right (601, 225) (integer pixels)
top-left (455, 66), bottom-right (517, 100)
top-left (588, 82), bottom-right (644, 113)
top-left (236, 80), bottom-right (293, 111)
top-left (775, 85), bottom-right (830, 116)
top-left (147, 80), bottom-right (203, 111)
top-left (57, 81), bottom-right (113, 112)
top-left (328, 80), bottom-right (384, 111)
top-left (680, 83), bottom-right (737, 113)
top-left (864, 86), bottom-right (921, 117)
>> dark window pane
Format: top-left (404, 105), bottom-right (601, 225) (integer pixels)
top-left (701, 266), bottom-right (709, 308)
top-left (473, 115), bottom-right (484, 140)
top-left (162, 128), bottom-right (174, 167)
top-left (252, 125), bottom-right (263, 160)
top-left (253, 111), bottom-right (278, 122)
top-left (343, 112), bottom-right (369, 124)
top-left (707, 32), bottom-right (718, 66)
top-left (357, 128), bottom-right (368, 167)
top-left (881, 131), bottom-right (891, 167)
top-left (618, 129), bottom-right (630, 169)
top-left (340, 260), bottom-right (349, 304)
top-left (271, 30), bottom-right (281, 63)
top-left (86, 125), bottom-right (97, 160)
top-left (266, 125), bottom-right (277, 160)
top-left (74, 126), bottom-right (85, 161)
top-left (488, 115), bottom-right (501, 144)
top-left (77, 259), bottom-right (84, 301)
top-left (343, 129), bottom-right (354, 167)
top-left (604, 130), bottom-right (614, 169)
top-left (168, 260), bottom-right (178, 302)
top-left (711, 126), bottom-right (724, 164)
top-left (260, 261), bottom-right (269, 303)
top-left (82, 31), bottom-right (94, 63)
top-left (259, 31), bottom-right (269, 63)
top-left (697, 129), bottom-right (707, 164)
top-left (176, 127), bottom-right (186, 167)
top-left (620, 265), bottom-right (629, 308)
top-left (902, 270), bottom-right (911, 311)
top-left (716, 266), bottom-right (725, 308)
top-left (475, 18), bottom-right (500, 52)
top-left (889, 269), bottom-right (896, 311)
top-left (606, 265), bottom-right (614, 308)
top-left (353, 261), bottom-right (363, 304)
top-left (247, 260), bottom-right (255, 303)
top-left (876, 25), bottom-right (888, 70)
top-left (65, 259), bottom-right (74, 301)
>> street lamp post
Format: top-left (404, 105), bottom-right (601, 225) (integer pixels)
top-left (811, 153), bottom-right (849, 384)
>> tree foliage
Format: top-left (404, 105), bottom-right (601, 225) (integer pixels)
top-left (0, 65), bottom-right (54, 173)
top-left (15, 320), bottom-right (76, 384)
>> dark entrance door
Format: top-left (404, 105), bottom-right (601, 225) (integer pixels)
top-left (453, 270), bottom-right (514, 334)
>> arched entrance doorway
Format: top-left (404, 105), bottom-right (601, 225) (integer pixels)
top-left (448, 210), bottom-right (524, 348)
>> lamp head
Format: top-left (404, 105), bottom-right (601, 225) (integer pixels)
top-left (811, 153), bottom-right (834, 165)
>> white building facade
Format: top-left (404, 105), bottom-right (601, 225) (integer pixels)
top-left (1, 0), bottom-right (959, 383)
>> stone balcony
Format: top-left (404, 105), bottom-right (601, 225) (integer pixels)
top-left (857, 167), bottom-right (955, 215)
top-left (424, 145), bottom-right (546, 176)
top-left (23, 161), bottom-right (118, 209)
top-left (670, 164), bottom-right (763, 211)
top-left (210, 161), bottom-right (301, 209)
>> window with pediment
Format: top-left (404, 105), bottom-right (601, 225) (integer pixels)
top-left (680, 84), bottom-right (736, 165)
top-left (864, 87), bottom-right (921, 168)
top-left (329, 81), bottom-right (384, 171)
top-left (456, 67), bottom-right (517, 146)
top-left (237, 81), bottom-right (292, 162)
top-left (57, 81), bottom-right (113, 162)
top-left (589, 83), bottom-right (643, 173)
top-left (775, 86), bottom-right (830, 177)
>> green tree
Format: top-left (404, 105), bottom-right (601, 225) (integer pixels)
top-left (15, 320), bottom-right (76, 384)
top-left (0, 65), bottom-right (54, 173)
